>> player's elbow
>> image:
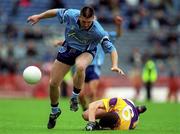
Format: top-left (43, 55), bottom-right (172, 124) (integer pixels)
top-left (82, 103), bottom-right (95, 121)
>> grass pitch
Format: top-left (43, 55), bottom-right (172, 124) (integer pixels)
top-left (0, 98), bottom-right (179, 134)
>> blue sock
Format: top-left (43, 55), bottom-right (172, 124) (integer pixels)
top-left (71, 91), bottom-right (79, 99)
top-left (71, 87), bottom-right (80, 99)
top-left (51, 107), bottom-right (59, 114)
top-left (51, 103), bottom-right (59, 114)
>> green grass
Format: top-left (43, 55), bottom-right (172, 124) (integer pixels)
top-left (0, 98), bottom-right (180, 134)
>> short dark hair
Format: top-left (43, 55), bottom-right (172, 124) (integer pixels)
top-left (80, 6), bottom-right (94, 18)
top-left (99, 112), bottom-right (119, 129)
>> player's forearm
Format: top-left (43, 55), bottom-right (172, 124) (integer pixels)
top-left (111, 50), bottom-right (119, 68)
top-left (114, 15), bottom-right (123, 37)
top-left (116, 24), bottom-right (123, 37)
top-left (38, 9), bottom-right (58, 19)
top-left (88, 101), bottom-right (102, 122)
top-left (88, 104), bottom-right (97, 122)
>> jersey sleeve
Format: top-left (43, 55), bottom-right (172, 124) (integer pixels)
top-left (56, 8), bottom-right (69, 24)
top-left (102, 98), bottom-right (110, 112)
top-left (100, 32), bottom-right (116, 53)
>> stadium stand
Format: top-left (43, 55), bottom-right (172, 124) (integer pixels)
top-left (0, 0), bottom-right (179, 99)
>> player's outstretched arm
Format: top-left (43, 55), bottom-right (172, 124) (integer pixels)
top-left (114, 15), bottom-right (123, 37)
top-left (52, 40), bottom-right (64, 47)
top-left (110, 50), bottom-right (124, 75)
top-left (27, 9), bottom-right (58, 25)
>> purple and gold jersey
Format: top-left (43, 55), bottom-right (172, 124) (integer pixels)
top-left (102, 98), bottom-right (139, 130)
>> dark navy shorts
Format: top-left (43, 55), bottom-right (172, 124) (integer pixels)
top-left (85, 65), bottom-right (101, 83)
top-left (56, 42), bottom-right (97, 66)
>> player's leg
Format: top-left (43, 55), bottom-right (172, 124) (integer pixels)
top-left (70, 52), bottom-right (93, 112)
top-left (49, 59), bottom-right (71, 104)
top-left (145, 82), bottom-right (152, 101)
top-left (79, 84), bottom-right (88, 111)
top-left (80, 65), bottom-right (100, 111)
top-left (81, 79), bottom-right (99, 110)
top-left (79, 66), bottom-right (91, 111)
top-left (48, 59), bottom-right (71, 129)
top-left (175, 89), bottom-right (178, 102)
top-left (167, 88), bottom-right (172, 102)
top-left (74, 52), bottom-right (93, 91)
top-left (89, 79), bottom-right (99, 101)
top-left (79, 79), bottom-right (99, 111)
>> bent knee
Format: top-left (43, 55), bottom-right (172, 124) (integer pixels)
top-left (49, 80), bottom-right (61, 88)
top-left (75, 62), bottom-right (87, 72)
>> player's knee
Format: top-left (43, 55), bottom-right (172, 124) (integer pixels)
top-left (82, 111), bottom-right (88, 121)
top-left (76, 64), bottom-right (86, 72)
top-left (49, 80), bottom-right (60, 89)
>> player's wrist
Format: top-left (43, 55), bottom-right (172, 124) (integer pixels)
top-left (38, 14), bottom-right (43, 20)
top-left (111, 65), bottom-right (118, 68)
top-left (85, 121), bottom-right (97, 131)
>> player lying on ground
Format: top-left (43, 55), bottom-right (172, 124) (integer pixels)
top-left (82, 97), bottom-right (147, 130)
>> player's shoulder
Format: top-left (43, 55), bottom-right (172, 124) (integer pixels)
top-left (66, 9), bottom-right (80, 14)
top-left (101, 98), bottom-right (110, 104)
top-left (102, 98), bottom-right (109, 101)
top-left (65, 9), bottom-right (80, 17)
top-left (92, 20), bottom-right (107, 37)
top-left (93, 20), bottom-right (104, 32)
top-left (57, 8), bottom-right (80, 17)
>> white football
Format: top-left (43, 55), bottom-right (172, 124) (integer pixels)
top-left (23, 66), bottom-right (42, 84)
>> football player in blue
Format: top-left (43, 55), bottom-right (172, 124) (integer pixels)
top-left (79, 16), bottom-right (123, 111)
top-left (79, 44), bottom-right (105, 111)
top-left (27, 6), bottom-right (124, 129)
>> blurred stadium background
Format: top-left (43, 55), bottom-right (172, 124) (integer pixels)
top-left (0, 0), bottom-right (180, 134)
top-left (0, 0), bottom-right (179, 101)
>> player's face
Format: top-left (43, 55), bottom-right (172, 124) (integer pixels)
top-left (79, 16), bottom-right (94, 30)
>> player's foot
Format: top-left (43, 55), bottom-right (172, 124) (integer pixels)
top-left (47, 108), bottom-right (61, 129)
top-left (136, 105), bottom-right (147, 114)
top-left (70, 97), bottom-right (78, 112)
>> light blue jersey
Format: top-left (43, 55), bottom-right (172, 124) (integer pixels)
top-left (56, 9), bottom-right (116, 53)
top-left (91, 45), bottom-right (105, 66)
top-left (86, 31), bottom-right (118, 79)
top-left (90, 31), bottom-right (118, 66)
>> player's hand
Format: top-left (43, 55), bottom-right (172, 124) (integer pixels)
top-left (114, 15), bottom-right (123, 25)
top-left (114, 16), bottom-right (123, 37)
top-left (85, 121), bottom-right (99, 131)
top-left (27, 15), bottom-right (40, 25)
top-left (53, 40), bottom-right (64, 47)
top-left (111, 67), bottom-right (125, 75)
